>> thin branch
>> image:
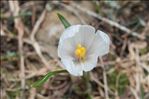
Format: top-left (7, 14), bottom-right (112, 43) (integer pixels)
top-left (71, 3), bottom-right (145, 40)
top-left (30, 10), bottom-right (46, 41)
top-left (141, 21), bottom-right (149, 36)
top-left (100, 57), bottom-right (109, 99)
top-left (9, 1), bottom-right (25, 98)
top-left (30, 9), bottom-right (52, 70)
top-left (130, 87), bottom-right (140, 99)
top-left (90, 72), bottom-right (114, 95)
top-left (29, 88), bottom-right (36, 99)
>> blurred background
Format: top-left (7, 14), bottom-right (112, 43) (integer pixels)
top-left (0, 0), bottom-right (149, 99)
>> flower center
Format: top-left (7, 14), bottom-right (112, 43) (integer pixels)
top-left (75, 44), bottom-right (86, 61)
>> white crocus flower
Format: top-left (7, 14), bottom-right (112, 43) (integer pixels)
top-left (58, 25), bottom-right (110, 76)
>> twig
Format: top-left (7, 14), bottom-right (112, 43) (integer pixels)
top-left (30, 9), bottom-right (52, 70)
top-left (71, 3), bottom-right (145, 40)
top-left (130, 87), bottom-right (140, 99)
top-left (100, 57), bottom-right (109, 99)
top-left (135, 49), bottom-right (141, 88)
top-left (90, 72), bottom-right (114, 95)
top-left (140, 63), bottom-right (149, 73)
top-left (8, 68), bottom-right (49, 82)
top-left (29, 88), bottom-right (36, 99)
top-left (36, 94), bottom-right (49, 99)
top-left (141, 21), bottom-right (149, 36)
top-left (0, 24), bottom-right (6, 36)
top-left (30, 10), bottom-right (46, 41)
top-left (9, 1), bottom-right (25, 98)
top-left (120, 39), bottom-right (127, 57)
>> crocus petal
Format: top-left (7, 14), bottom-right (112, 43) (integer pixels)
top-left (61, 59), bottom-right (83, 76)
top-left (59, 25), bottom-right (81, 44)
top-left (73, 25), bottom-right (95, 48)
top-left (88, 30), bottom-right (110, 57)
top-left (58, 37), bottom-right (75, 59)
top-left (82, 54), bottom-right (98, 72)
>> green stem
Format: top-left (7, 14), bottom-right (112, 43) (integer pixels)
top-left (82, 72), bottom-right (92, 99)
top-left (83, 72), bottom-right (90, 84)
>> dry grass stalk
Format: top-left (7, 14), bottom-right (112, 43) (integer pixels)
top-left (70, 3), bottom-right (145, 40)
top-left (9, 1), bottom-right (25, 98)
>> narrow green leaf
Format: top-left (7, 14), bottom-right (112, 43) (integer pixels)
top-left (31, 70), bottom-right (67, 88)
top-left (141, 85), bottom-right (145, 99)
top-left (57, 13), bottom-right (71, 29)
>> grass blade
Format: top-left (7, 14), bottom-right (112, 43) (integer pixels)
top-left (31, 70), bottom-right (67, 88)
top-left (57, 13), bottom-right (71, 29)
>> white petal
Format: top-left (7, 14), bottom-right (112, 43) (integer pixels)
top-left (59, 25), bottom-right (81, 44)
top-left (82, 54), bottom-right (98, 72)
top-left (97, 30), bottom-right (110, 45)
top-left (61, 59), bottom-right (83, 76)
top-left (88, 30), bottom-right (110, 57)
top-left (58, 37), bottom-right (75, 59)
top-left (73, 25), bottom-right (95, 48)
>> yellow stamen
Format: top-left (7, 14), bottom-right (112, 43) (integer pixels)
top-left (75, 44), bottom-right (86, 61)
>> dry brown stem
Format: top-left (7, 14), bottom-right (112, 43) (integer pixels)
top-left (9, 1), bottom-right (25, 98)
top-left (71, 3), bottom-right (145, 40)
